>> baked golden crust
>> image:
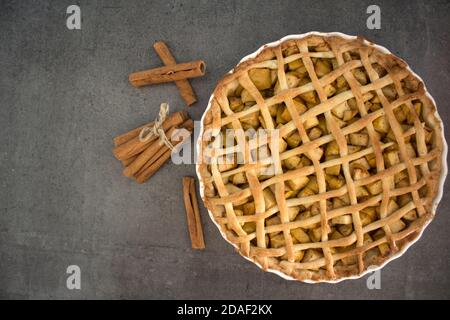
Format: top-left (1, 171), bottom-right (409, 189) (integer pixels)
top-left (197, 34), bottom-right (444, 282)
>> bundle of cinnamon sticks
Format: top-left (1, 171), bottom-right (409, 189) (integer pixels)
top-left (113, 111), bottom-right (193, 183)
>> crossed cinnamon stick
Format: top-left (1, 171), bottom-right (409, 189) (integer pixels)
top-left (128, 41), bottom-right (205, 106)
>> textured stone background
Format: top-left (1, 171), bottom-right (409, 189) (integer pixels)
top-left (0, 0), bottom-right (449, 299)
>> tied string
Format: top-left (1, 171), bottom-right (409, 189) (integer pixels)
top-left (138, 103), bottom-right (175, 151)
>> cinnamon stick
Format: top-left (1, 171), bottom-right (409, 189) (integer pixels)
top-left (123, 125), bottom-right (179, 178)
top-left (113, 111), bottom-right (187, 161)
top-left (114, 121), bottom-right (155, 147)
top-left (121, 155), bottom-right (137, 167)
top-left (182, 177), bottom-right (205, 249)
top-left (134, 119), bottom-right (194, 183)
top-left (135, 148), bottom-right (173, 183)
top-left (153, 41), bottom-right (197, 106)
top-left (134, 140), bottom-right (171, 178)
top-left (129, 60), bottom-right (206, 88)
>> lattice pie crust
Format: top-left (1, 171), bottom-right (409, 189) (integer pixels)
top-left (197, 34), bottom-right (444, 282)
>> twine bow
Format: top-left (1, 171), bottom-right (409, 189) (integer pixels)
top-left (138, 103), bottom-right (175, 150)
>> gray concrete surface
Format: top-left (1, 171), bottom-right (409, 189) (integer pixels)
top-left (0, 0), bottom-right (449, 299)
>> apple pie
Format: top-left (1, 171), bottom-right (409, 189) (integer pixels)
top-left (197, 33), bottom-right (446, 282)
